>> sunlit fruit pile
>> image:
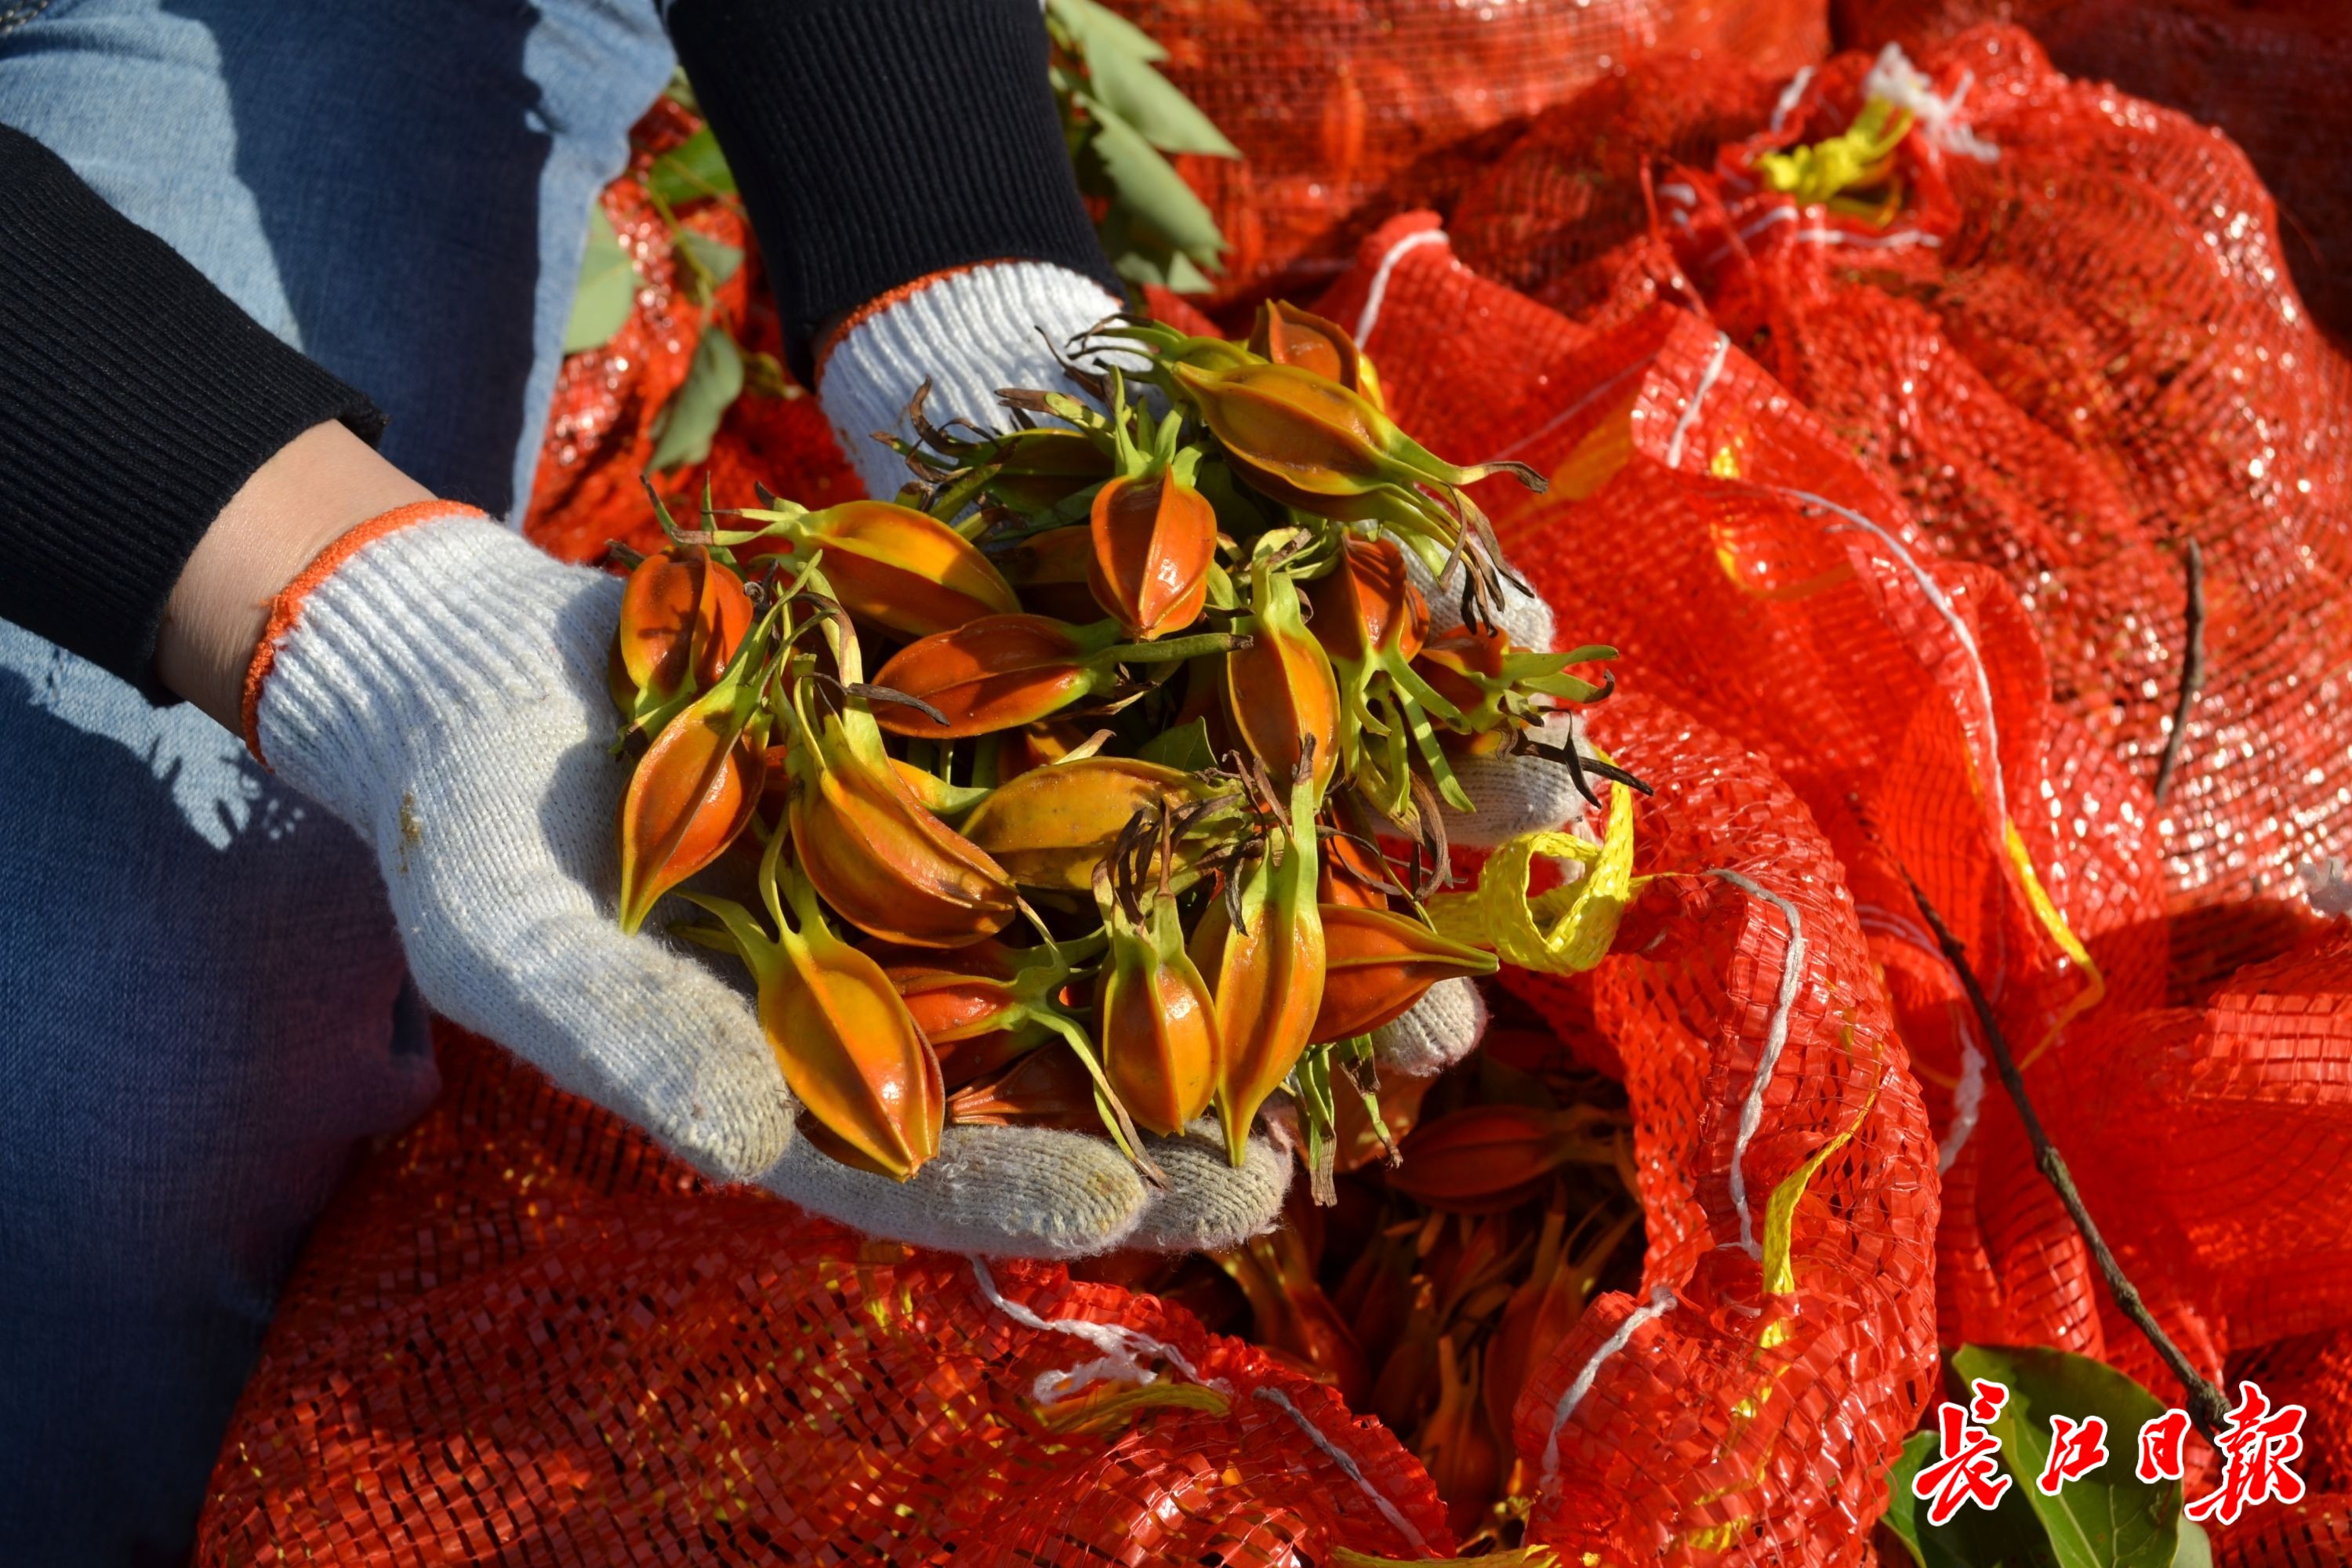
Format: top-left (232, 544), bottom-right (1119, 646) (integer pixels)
top-left (607, 301), bottom-right (1632, 1188)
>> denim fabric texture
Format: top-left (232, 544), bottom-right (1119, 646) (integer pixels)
top-left (0, 3), bottom-right (673, 1559)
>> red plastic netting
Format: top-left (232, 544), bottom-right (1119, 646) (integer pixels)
top-left (1450, 26), bottom-right (2352, 972)
top-left (200, 26), bottom-right (2352, 1567)
top-left (1828, 0), bottom-right (2352, 343)
top-left (196, 1024), bottom-right (1452, 1565)
top-left (1103, 0), bottom-right (1828, 310)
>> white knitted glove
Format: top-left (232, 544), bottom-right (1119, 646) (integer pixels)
top-left (1367, 976), bottom-right (1490, 1078)
top-left (251, 509), bottom-right (1282, 1257)
top-left (818, 260), bottom-right (1130, 500)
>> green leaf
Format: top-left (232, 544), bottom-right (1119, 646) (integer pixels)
top-left (563, 205), bottom-right (638, 354)
top-left (1882, 1425), bottom-right (2063, 1568)
top-left (675, 226), bottom-right (743, 289)
top-left (1083, 95), bottom-right (1225, 264)
top-left (649, 324), bottom-right (742, 471)
top-left (2171, 1523), bottom-right (2211, 1568)
top-left (1045, 0), bottom-right (1167, 64)
top-left (1136, 717), bottom-right (1214, 773)
top-left (1954, 1345), bottom-right (2185, 1568)
top-left (1160, 248), bottom-right (1215, 294)
top-left (1083, 45), bottom-right (1237, 158)
top-left (647, 127), bottom-right (737, 207)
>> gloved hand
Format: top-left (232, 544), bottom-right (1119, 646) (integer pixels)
top-left (248, 505), bottom-right (1287, 1257)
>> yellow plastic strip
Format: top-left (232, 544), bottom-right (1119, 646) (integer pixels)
top-left (1426, 780), bottom-right (1642, 974)
top-left (1333, 1548), bottom-right (1556, 1568)
top-left (1759, 1038), bottom-right (1884, 1295)
top-left (1755, 98), bottom-right (1914, 207)
top-left (2002, 818), bottom-right (2106, 1069)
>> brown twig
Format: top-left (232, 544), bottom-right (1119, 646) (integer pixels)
top-left (2151, 539), bottom-right (2205, 804)
top-left (1904, 871), bottom-right (2231, 1439)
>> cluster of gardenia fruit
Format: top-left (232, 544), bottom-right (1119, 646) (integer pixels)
top-left (606, 301), bottom-right (1635, 1189)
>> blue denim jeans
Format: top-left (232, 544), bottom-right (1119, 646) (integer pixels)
top-left (0, 3), bottom-right (673, 1559)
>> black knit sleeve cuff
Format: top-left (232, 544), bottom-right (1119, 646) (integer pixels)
top-left (667, 0), bottom-right (1123, 383)
top-left (0, 122), bottom-right (386, 690)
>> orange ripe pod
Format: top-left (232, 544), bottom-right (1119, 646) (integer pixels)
top-left (1386, 1104), bottom-right (1620, 1213)
top-left (960, 757), bottom-right (1210, 891)
top-left (1417, 1336), bottom-right (1503, 1541)
top-left (758, 499), bottom-right (1020, 638)
top-left (998, 526), bottom-right (1106, 626)
top-left (872, 615), bottom-right (1236, 740)
top-left (786, 711), bottom-right (1018, 949)
top-left (1247, 300), bottom-right (1377, 404)
top-left (685, 868), bottom-right (942, 1181)
top-left (1098, 897), bottom-right (1220, 1136)
top-left (616, 624), bottom-right (771, 935)
top-left (946, 1045), bottom-right (1100, 1131)
top-left (1225, 551), bottom-right (1340, 797)
top-left (1411, 626), bottom-right (1509, 720)
top-left (1317, 827), bottom-right (1395, 909)
top-left (1483, 1207), bottom-right (1636, 1449)
top-left (1087, 472), bottom-right (1216, 640)
top-left (1306, 534), bottom-right (1428, 668)
top-left (1171, 361), bottom-right (1541, 528)
top-left (869, 615), bottom-right (1099, 739)
top-left (611, 545), bottom-right (753, 711)
top-left (1191, 787), bottom-right (1325, 1163)
top-left (1312, 904), bottom-right (1497, 1043)
top-left (992, 717), bottom-right (1094, 781)
top-left (885, 961), bottom-right (1038, 1090)
top-left (1216, 1226), bottom-right (1372, 1410)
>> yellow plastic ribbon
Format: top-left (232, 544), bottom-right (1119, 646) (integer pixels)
top-left (2003, 818), bottom-right (2106, 1068)
top-left (1333, 1549), bottom-right (1555, 1568)
top-left (1755, 98), bottom-right (1914, 212)
top-left (1759, 1033), bottom-right (1885, 1296)
top-left (1426, 780), bottom-right (1643, 974)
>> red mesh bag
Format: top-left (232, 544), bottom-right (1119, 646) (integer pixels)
top-left (1829, 0), bottom-right (2352, 342)
top-left (1105, 0), bottom-right (1828, 311)
top-left (196, 1026), bottom-right (1454, 1566)
top-left (1453, 28), bottom-right (2352, 983)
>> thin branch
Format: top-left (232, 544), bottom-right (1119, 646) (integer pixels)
top-left (1904, 870), bottom-right (2231, 1439)
top-left (2152, 539), bottom-right (2205, 804)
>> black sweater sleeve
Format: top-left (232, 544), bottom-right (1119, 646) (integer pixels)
top-left (667, 0), bottom-right (1122, 383)
top-left (0, 123), bottom-right (384, 688)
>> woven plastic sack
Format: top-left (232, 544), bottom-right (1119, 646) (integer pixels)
top-left (1308, 219), bottom-right (2121, 1559)
top-left (1451, 27), bottom-right (2352, 989)
top-left (195, 1025), bottom-right (1454, 1566)
top-left (1829, 0), bottom-right (2352, 342)
top-left (1104, 0), bottom-right (1828, 310)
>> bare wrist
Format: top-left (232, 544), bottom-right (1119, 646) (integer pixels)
top-left (155, 419), bottom-right (431, 729)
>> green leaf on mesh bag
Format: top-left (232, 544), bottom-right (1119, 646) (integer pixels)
top-left (649, 323), bottom-right (742, 471)
top-left (1882, 1425), bottom-right (2060, 1568)
top-left (2170, 1522), bottom-right (2212, 1568)
top-left (647, 127), bottom-right (737, 207)
top-left (675, 226), bottom-right (743, 289)
top-left (1044, 0), bottom-right (1167, 65)
top-left (1082, 95), bottom-right (1224, 265)
top-left (564, 205), bottom-right (638, 355)
top-left (1083, 44), bottom-right (1236, 158)
top-left (1955, 1345), bottom-right (2187, 1568)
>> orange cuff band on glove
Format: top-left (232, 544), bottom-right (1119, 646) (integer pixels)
top-left (239, 500), bottom-right (490, 764)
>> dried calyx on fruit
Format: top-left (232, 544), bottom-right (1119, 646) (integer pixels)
top-left (601, 303), bottom-right (1637, 1184)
